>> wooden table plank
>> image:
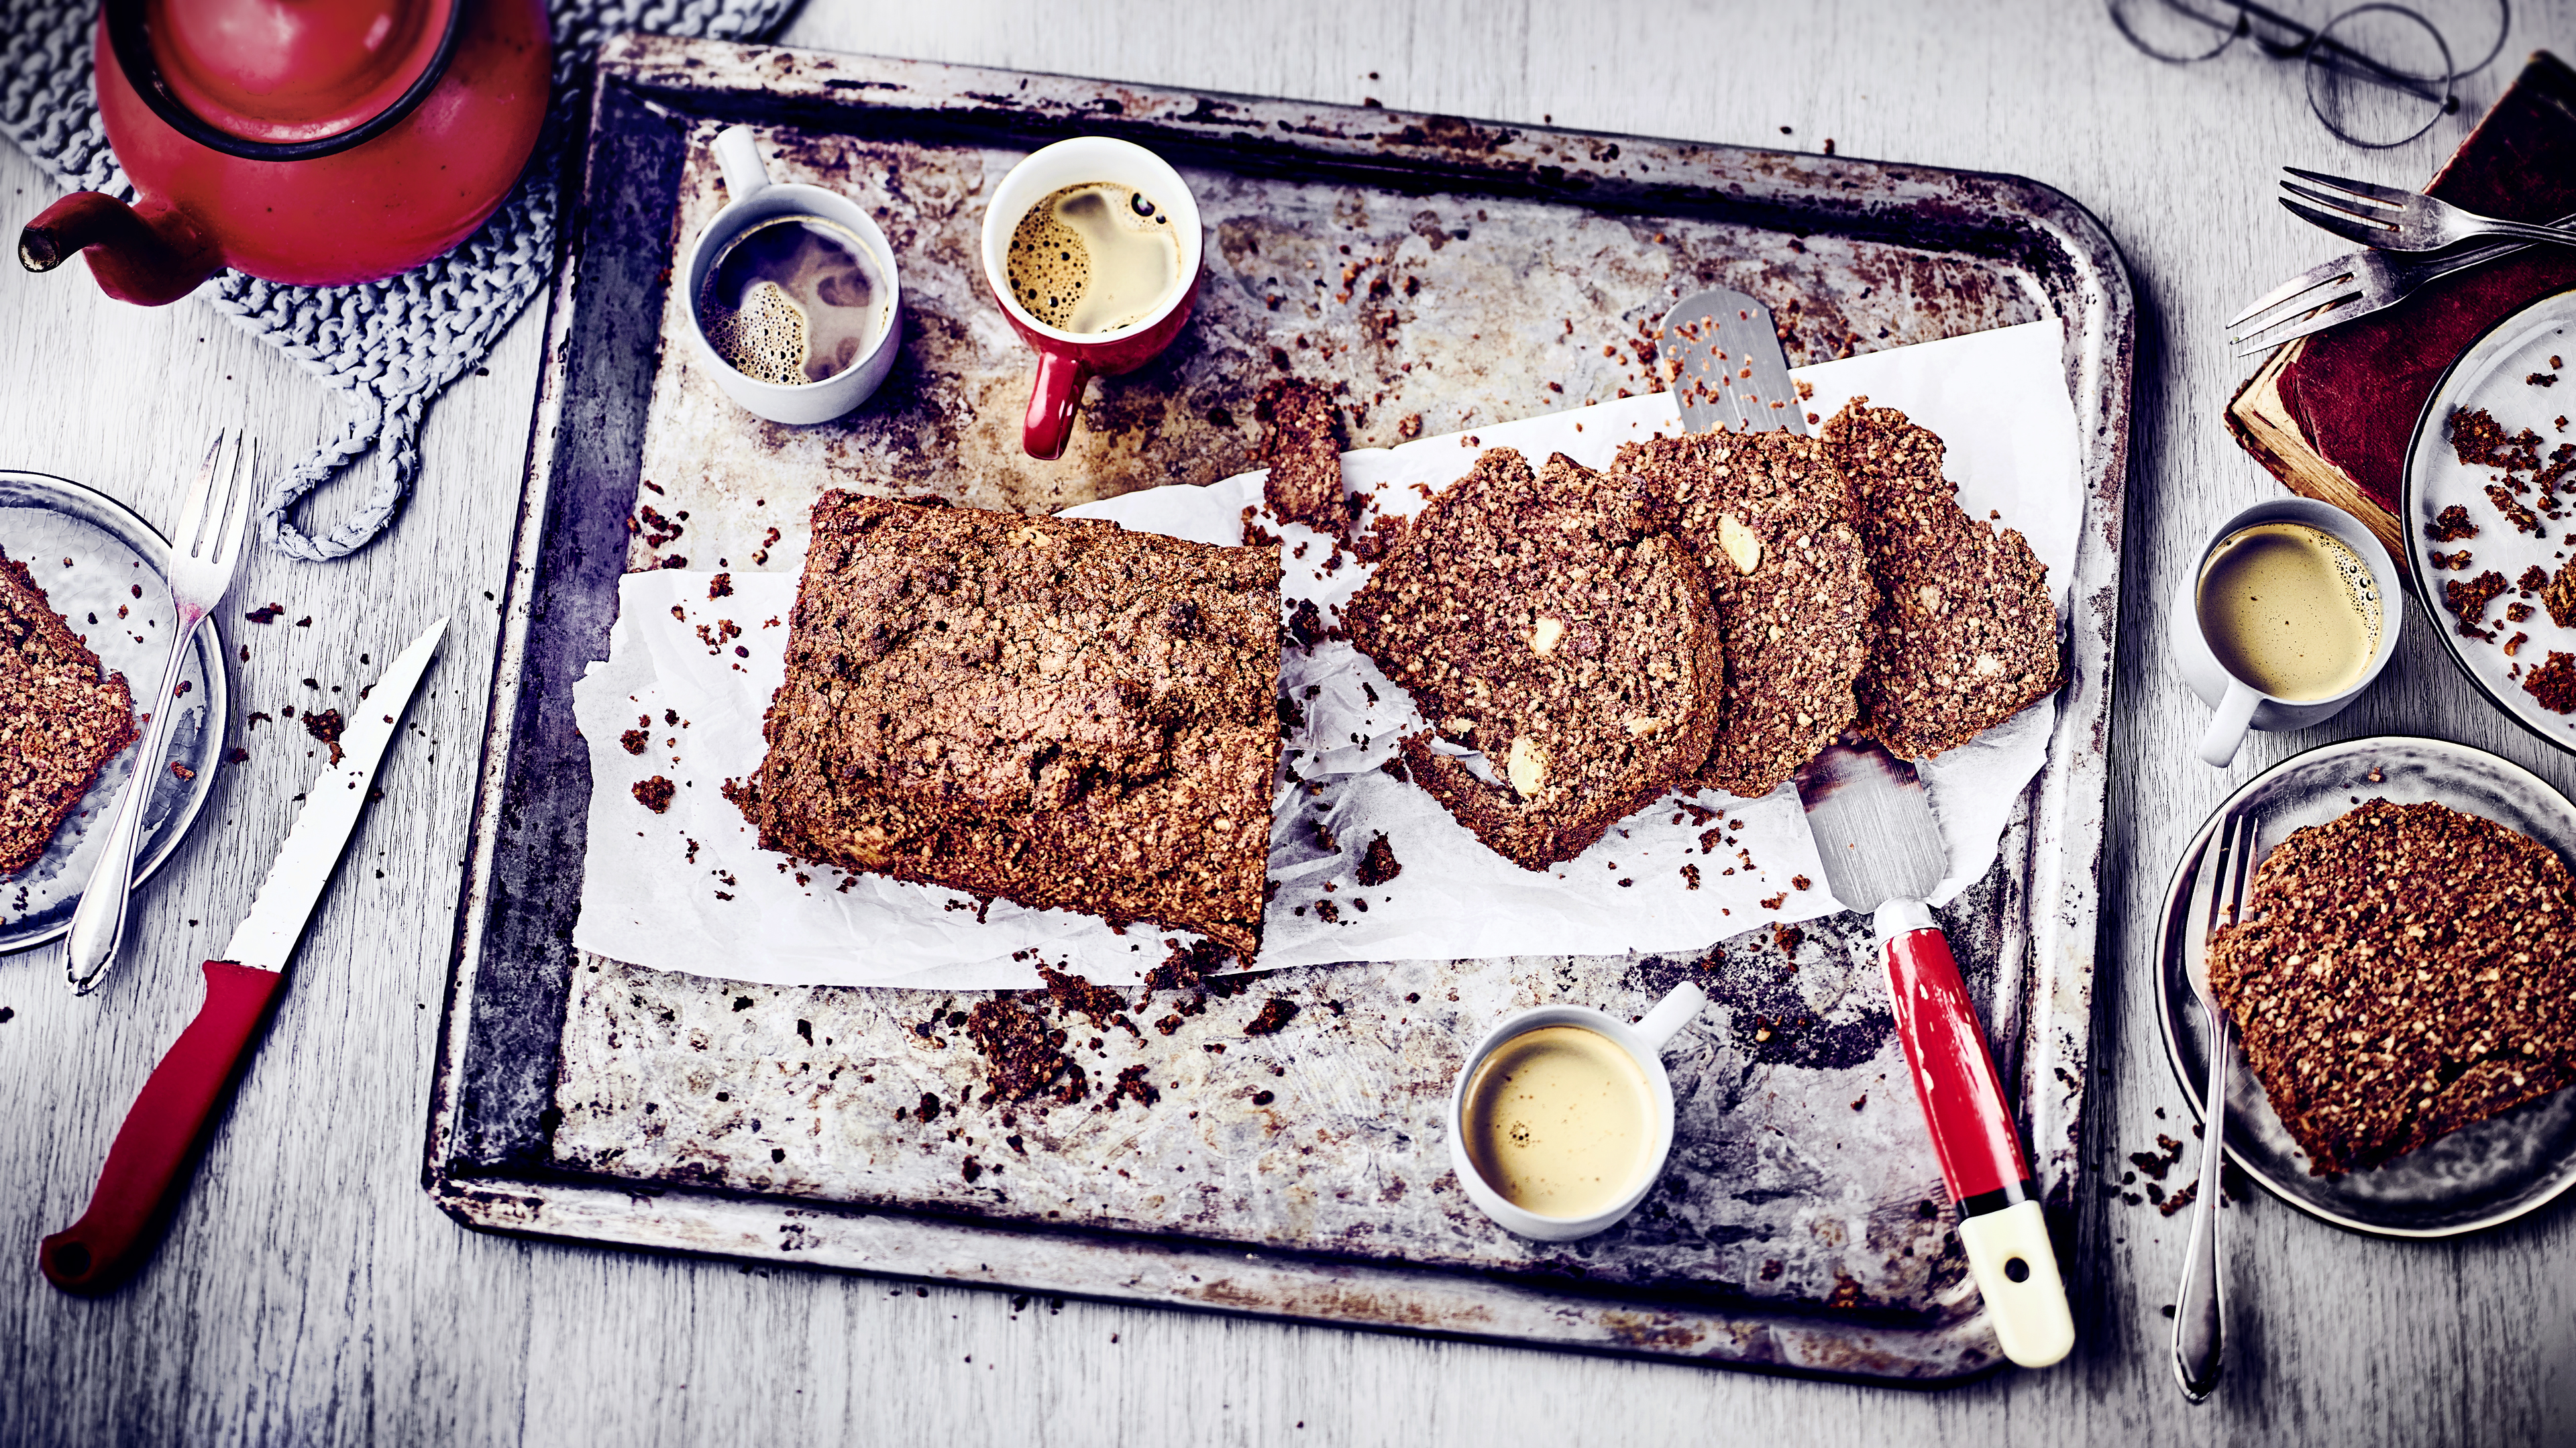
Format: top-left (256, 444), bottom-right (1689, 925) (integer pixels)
top-left (3, 0), bottom-right (2572, 1443)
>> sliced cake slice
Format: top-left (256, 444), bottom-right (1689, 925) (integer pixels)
top-left (723, 494), bottom-right (1282, 960)
top-left (2209, 799), bottom-right (2576, 1175)
top-left (1612, 429), bottom-right (1877, 798)
top-left (1344, 448), bottom-right (1725, 869)
top-left (0, 548), bottom-right (140, 875)
top-left (1255, 379), bottom-right (1349, 534)
top-left (1821, 398), bottom-right (2061, 760)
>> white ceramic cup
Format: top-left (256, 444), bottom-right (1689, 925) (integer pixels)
top-left (678, 125), bottom-right (902, 426)
top-left (1446, 981), bottom-right (1708, 1242)
top-left (2171, 496), bottom-right (2404, 769)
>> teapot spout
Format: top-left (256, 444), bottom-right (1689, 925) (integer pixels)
top-left (19, 192), bottom-right (222, 306)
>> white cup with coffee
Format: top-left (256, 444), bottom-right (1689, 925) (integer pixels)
top-left (2172, 496), bottom-right (2403, 768)
top-left (680, 125), bottom-right (902, 426)
top-left (1447, 981), bottom-right (1708, 1241)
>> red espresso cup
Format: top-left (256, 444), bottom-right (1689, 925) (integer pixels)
top-left (981, 137), bottom-right (1204, 460)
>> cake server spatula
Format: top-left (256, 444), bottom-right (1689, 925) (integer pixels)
top-left (39, 616), bottom-right (447, 1294)
top-left (1657, 289), bottom-right (2075, 1370)
top-left (1792, 738), bottom-right (2075, 1369)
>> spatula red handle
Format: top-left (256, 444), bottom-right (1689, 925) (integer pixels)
top-left (40, 960), bottom-right (282, 1294)
top-left (1883, 925), bottom-right (2031, 1205)
top-left (1884, 921), bottom-right (2073, 1368)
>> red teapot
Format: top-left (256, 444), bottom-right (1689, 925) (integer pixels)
top-left (17, 0), bottom-right (549, 304)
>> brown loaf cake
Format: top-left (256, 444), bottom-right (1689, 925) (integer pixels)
top-left (1611, 429), bottom-right (1878, 798)
top-left (1342, 448), bottom-right (1725, 869)
top-left (723, 494), bottom-right (1282, 960)
top-left (1255, 380), bottom-right (1348, 533)
top-left (2208, 799), bottom-right (2576, 1175)
top-left (0, 549), bottom-right (140, 876)
top-left (1821, 399), bottom-right (2061, 760)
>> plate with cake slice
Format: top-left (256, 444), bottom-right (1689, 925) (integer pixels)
top-left (0, 471), bottom-right (227, 954)
top-left (2155, 735), bottom-right (2576, 1236)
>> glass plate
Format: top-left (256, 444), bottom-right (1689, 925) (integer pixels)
top-left (2401, 286), bottom-right (2576, 752)
top-left (0, 471), bottom-right (227, 954)
top-left (2154, 734), bottom-right (2576, 1236)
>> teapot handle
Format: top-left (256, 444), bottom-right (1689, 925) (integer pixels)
top-left (714, 125), bottom-right (773, 203)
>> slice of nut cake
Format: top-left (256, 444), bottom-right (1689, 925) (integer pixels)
top-left (0, 547), bottom-right (140, 875)
top-left (1613, 429), bottom-right (1877, 798)
top-left (2209, 800), bottom-right (2576, 1175)
top-left (1255, 379), bottom-right (1349, 534)
top-left (1821, 398), bottom-right (2061, 759)
top-left (1344, 448), bottom-right (1725, 869)
top-left (723, 494), bottom-right (1282, 960)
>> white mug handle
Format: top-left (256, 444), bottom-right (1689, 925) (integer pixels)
top-left (1633, 981), bottom-right (1708, 1052)
top-left (713, 125), bottom-right (772, 202)
top-left (2197, 679), bottom-right (2262, 768)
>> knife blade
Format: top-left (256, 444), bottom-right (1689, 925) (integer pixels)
top-left (1658, 293), bottom-right (2074, 1370)
top-left (39, 617), bottom-right (449, 1294)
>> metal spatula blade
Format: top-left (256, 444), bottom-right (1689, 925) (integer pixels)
top-left (1656, 288), bottom-right (1807, 437)
top-left (1792, 737), bottom-right (1947, 915)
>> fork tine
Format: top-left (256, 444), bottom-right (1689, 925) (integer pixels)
top-left (2231, 289), bottom-right (2369, 355)
top-left (2226, 254), bottom-right (2361, 329)
top-left (2220, 814), bottom-right (2260, 927)
top-left (2228, 268), bottom-right (2358, 335)
top-left (2282, 165), bottom-right (2415, 207)
top-left (171, 430), bottom-right (223, 562)
top-left (211, 434), bottom-right (257, 575)
top-left (2280, 181), bottom-right (2397, 227)
top-left (2201, 816), bottom-right (2238, 942)
top-left (2280, 198), bottom-right (2398, 251)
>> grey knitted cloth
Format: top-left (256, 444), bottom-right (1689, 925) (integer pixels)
top-left (1, 0), bottom-right (794, 560)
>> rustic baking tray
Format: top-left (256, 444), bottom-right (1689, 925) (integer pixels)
top-left (425, 34), bottom-right (2133, 1382)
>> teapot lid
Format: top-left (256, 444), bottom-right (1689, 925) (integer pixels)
top-left (105, 0), bottom-right (466, 162)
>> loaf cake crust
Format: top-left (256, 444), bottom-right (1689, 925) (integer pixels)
top-left (1613, 429), bottom-right (1877, 798)
top-left (2209, 799), bottom-right (2576, 1175)
top-left (1344, 448), bottom-right (1725, 869)
top-left (1821, 399), bottom-right (2061, 760)
top-left (0, 549), bottom-right (140, 877)
top-left (724, 494), bottom-right (1282, 959)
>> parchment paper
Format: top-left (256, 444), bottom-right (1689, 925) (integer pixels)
top-left (571, 319), bottom-right (2081, 988)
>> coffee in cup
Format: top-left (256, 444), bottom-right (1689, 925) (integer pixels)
top-left (1446, 981), bottom-right (1705, 1241)
top-left (2195, 520), bottom-right (2384, 702)
top-left (1004, 182), bottom-right (1183, 336)
top-left (2169, 497), bottom-right (2404, 768)
top-left (979, 136), bottom-right (1205, 459)
top-left (697, 216), bottom-right (889, 386)
top-left (1459, 1024), bottom-right (1658, 1218)
top-left (679, 125), bottom-right (904, 427)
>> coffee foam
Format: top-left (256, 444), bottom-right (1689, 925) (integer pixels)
top-left (701, 280), bottom-right (810, 388)
top-left (698, 217), bottom-right (881, 387)
top-left (1005, 182), bottom-right (1179, 335)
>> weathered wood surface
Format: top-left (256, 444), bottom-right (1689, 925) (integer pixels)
top-left (3, 1), bottom-right (2573, 1443)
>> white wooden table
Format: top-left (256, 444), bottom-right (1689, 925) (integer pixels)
top-left (5, 2), bottom-right (2574, 1443)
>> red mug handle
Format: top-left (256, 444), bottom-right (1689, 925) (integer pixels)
top-left (1024, 349), bottom-right (1092, 461)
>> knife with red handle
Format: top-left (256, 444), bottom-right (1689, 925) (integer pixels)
top-left (1658, 291), bottom-right (2073, 1368)
top-left (40, 618), bottom-right (447, 1294)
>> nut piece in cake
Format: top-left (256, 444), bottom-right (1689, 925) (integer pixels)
top-left (0, 548), bottom-right (141, 876)
top-left (1343, 447), bottom-right (1725, 869)
top-left (1255, 380), bottom-right (1348, 533)
top-left (1820, 399), bottom-right (2061, 759)
top-left (1613, 429), bottom-right (1878, 797)
top-left (2208, 799), bottom-right (2576, 1175)
top-left (723, 494), bottom-right (1282, 960)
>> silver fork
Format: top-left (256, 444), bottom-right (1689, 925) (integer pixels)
top-left (2226, 212), bottom-right (2576, 356)
top-left (2280, 167), bottom-right (2576, 254)
top-left (66, 429), bottom-right (257, 995)
top-left (2173, 807), bottom-right (2260, 1404)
